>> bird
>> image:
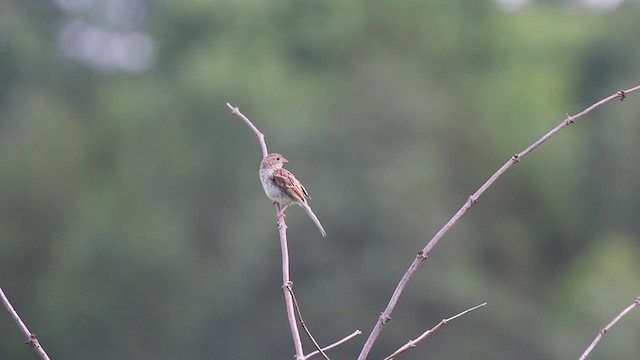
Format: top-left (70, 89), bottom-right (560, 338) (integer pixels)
top-left (259, 153), bottom-right (326, 237)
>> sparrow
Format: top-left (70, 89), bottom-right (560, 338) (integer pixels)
top-left (259, 153), bottom-right (327, 237)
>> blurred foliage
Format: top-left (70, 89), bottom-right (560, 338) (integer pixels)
top-left (1, 0), bottom-right (639, 359)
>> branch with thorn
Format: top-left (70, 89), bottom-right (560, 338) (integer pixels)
top-left (0, 286), bottom-right (51, 360)
top-left (357, 84), bottom-right (640, 360)
top-left (579, 296), bottom-right (640, 360)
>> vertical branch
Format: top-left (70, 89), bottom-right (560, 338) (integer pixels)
top-left (357, 85), bottom-right (640, 360)
top-left (278, 204), bottom-right (306, 359)
top-left (227, 103), bottom-right (305, 359)
top-left (0, 285), bottom-right (51, 360)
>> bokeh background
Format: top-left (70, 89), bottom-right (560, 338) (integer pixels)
top-left (1, 0), bottom-right (639, 359)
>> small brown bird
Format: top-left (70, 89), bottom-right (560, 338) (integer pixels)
top-left (259, 153), bottom-right (326, 237)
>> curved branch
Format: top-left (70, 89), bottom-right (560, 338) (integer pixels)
top-left (357, 85), bottom-right (640, 360)
top-left (226, 103), bottom-right (268, 158)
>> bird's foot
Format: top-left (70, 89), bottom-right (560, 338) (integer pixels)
top-left (275, 204), bottom-right (289, 221)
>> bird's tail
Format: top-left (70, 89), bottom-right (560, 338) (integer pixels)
top-left (301, 202), bottom-right (327, 237)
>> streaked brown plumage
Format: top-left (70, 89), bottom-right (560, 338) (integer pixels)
top-left (259, 153), bottom-right (326, 237)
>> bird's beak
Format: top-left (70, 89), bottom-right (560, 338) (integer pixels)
top-left (282, 158), bottom-right (289, 163)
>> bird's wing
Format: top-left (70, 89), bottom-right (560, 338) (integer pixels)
top-left (272, 168), bottom-right (310, 203)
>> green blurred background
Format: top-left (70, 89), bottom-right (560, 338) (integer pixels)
top-left (1, 0), bottom-right (639, 359)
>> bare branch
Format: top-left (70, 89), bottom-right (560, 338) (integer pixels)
top-left (579, 296), bottom-right (640, 360)
top-left (228, 104), bottom-right (349, 359)
top-left (384, 302), bottom-right (486, 360)
top-left (305, 330), bottom-right (363, 360)
top-left (357, 85), bottom-right (640, 360)
top-left (0, 285), bottom-right (51, 360)
top-left (226, 103), bottom-right (268, 158)
top-left (278, 213), bottom-right (305, 359)
top-left (227, 104), bottom-right (304, 359)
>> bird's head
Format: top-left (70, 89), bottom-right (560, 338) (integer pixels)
top-left (262, 153), bottom-right (289, 169)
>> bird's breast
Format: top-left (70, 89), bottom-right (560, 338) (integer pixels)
top-left (260, 171), bottom-right (293, 205)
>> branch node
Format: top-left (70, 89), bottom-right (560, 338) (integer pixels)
top-left (468, 195), bottom-right (478, 205)
top-left (380, 313), bottom-right (392, 324)
top-left (564, 113), bottom-right (575, 125)
top-left (511, 154), bottom-right (520, 163)
top-left (283, 281), bottom-right (293, 291)
top-left (617, 90), bottom-right (626, 101)
top-left (417, 250), bottom-right (428, 260)
top-left (579, 295), bottom-right (640, 360)
top-left (226, 102), bottom-right (239, 114)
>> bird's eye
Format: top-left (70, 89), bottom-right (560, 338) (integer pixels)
top-left (276, 157), bottom-right (280, 161)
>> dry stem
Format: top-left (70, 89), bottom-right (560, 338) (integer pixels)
top-left (227, 104), bottom-right (304, 359)
top-left (383, 302), bottom-right (486, 360)
top-left (228, 103), bottom-right (358, 359)
top-left (287, 286), bottom-right (331, 360)
top-left (226, 103), bottom-right (268, 158)
top-left (0, 285), bottom-right (51, 360)
top-left (357, 85), bottom-right (640, 360)
top-left (304, 330), bottom-right (363, 360)
top-left (578, 296), bottom-right (640, 360)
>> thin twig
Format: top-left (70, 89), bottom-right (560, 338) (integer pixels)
top-left (305, 330), bottom-right (363, 360)
top-left (287, 286), bottom-right (331, 360)
top-left (579, 296), bottom-right (640, 360)
top-left (0, 285), bottom-right (51, 360)
top-left (384, 302), bottom-right (487, 360)
top-left (357, 85), bottom-right (640, 360)
top-left (226, 103), bottom-right (268, 158)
